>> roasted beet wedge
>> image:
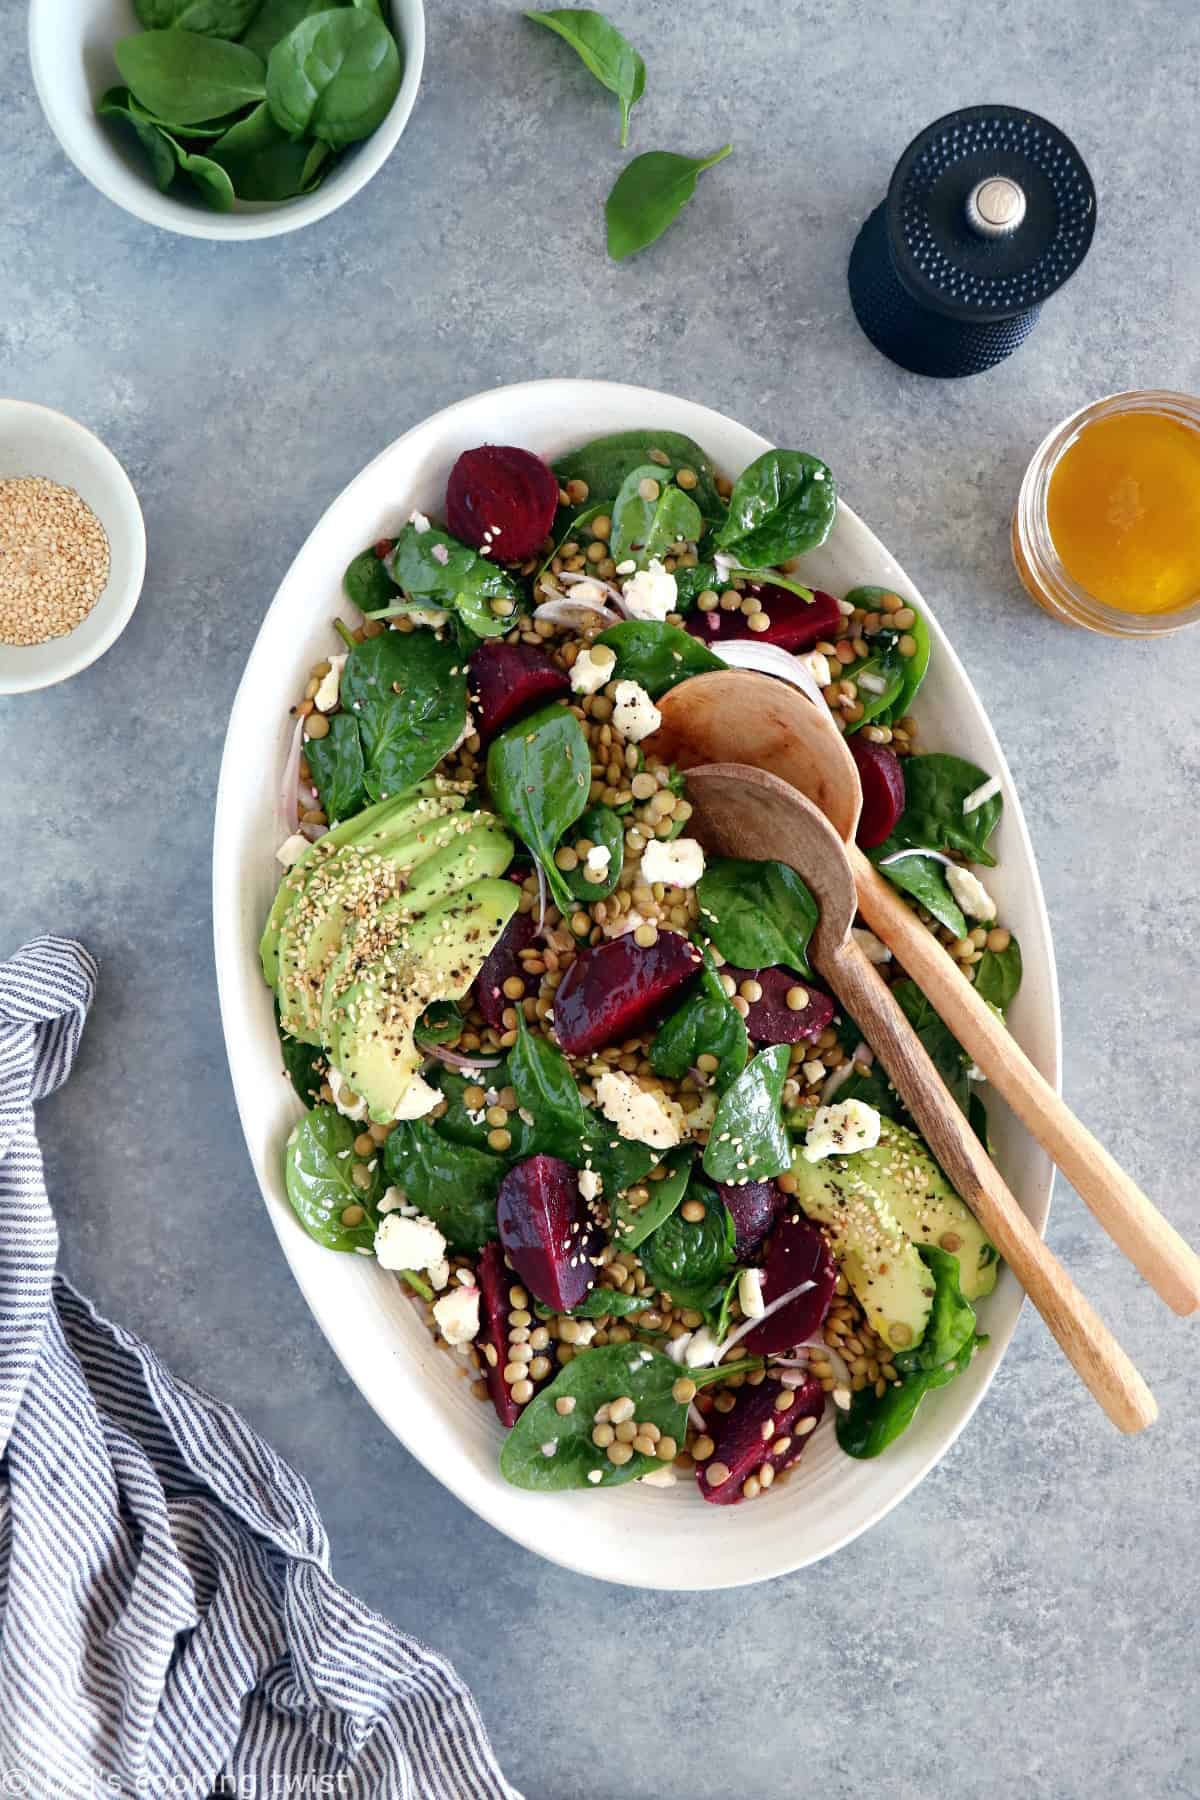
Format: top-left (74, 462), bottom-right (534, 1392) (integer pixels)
top-left (468, 641), bottom-right (569, 742)
top-left (446, 445), bottom-right (560, 563)
top-left (849, 736), bottom-right (906, 849)
top-left (477, 1241), bottom-right (520, 1427)
top-left (723, 965), bottom-right (836, 1046)
top-left (496, 1154), bottom-right (602, 1312)
top-left (697, 1373), bottom-right (826, 1505)
top-left (553, 931), bottom-right (702, 1056)
top-left (686, 585), bottom-right (842, 653)
top-left (714, 1178), bottom-right (785, 1260)
top-left (474, 907), bottom-right (538, 1030)
top-left (740, 1213), bottom-right (837, 1355)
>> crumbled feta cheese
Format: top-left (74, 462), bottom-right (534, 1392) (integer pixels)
top-left (275, 832), bottom-right (309, 869)
top-left (314, 653), bottom-right (347, 714)
top-left (578, 1168), bottom-right (603, 1203)
top-left (540, 1440), bottom-right (558, 1457)
top-left (614, 559), bottom-right (637, 576)
top-left (852, 927), bottom-right (892, 965)
top-left (621, 558), bottom-right (678, 622)
top-left (406, 604), bottom-right (450, 628)
top-left (856, 672), bottom-right (888, 696)
top-left (801, 1060), bottom-right (825, 1086)
top-left (946, 864), bottom-right (997, 921)
top-left (432, 1283), bottom-right (480, 1346)
top-left (428, 1259), bottom-right (451, 1291)
top-left (639, 1467), bottom-right (677, 1487)
top-left (595, 1069), bottom-right (684, 1149)
top-left (572, 1320), bottom-right (598, 1347)
top-left (409, 510), bottom-right (431, 533)
top-left (712, 551), bottom-right (739, 587)
top-left (391, 1072), bottom-right (441, 1121)
top-left (803, 650), bottom-right (832, 689)
top-left (802, 1098), bottom-right (882, 1163)
top-left (568, 577), bottom-right (609, 606)
top-left (587, 1468), bottom-right (604, 1484)
top-left (431, 542), bottom-right (450, 566)
top-left (611, 680), bottom-right (662, 744)
top-left (448, 709), bottom-right (475, 753)
top-left (738, 1267), bottom-right (766, 1321)
top-left (374, 1212), bottom-right (447, 1274)
top-left (684, 1326), bottom-right (723, 1368)
top-left (967, 1063), bottom-right (986, 1083)
top-left (640, 836), bottom-right (705, 889)
top-left (583, 843), bottom-right (612, 882)
top-left (665, 1333), bottom-right (692, 1365)
top-left (327, 1064), bottom-right (368, 1122)
top-left (570, 643), bottom-right (617, 695)
top-left (378, 1187), bottom-right (404, 1214)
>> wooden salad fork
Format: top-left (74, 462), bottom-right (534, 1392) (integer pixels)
top-left (685, 761), bottom-right (1157, 1434)
top-left (652, 671), bottom-right (1200, 1318)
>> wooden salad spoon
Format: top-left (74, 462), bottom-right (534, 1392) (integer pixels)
top-left (685, 761), bottom-right (1158, 1434)
top-left (652, 670), bottom-right (1200, 1318)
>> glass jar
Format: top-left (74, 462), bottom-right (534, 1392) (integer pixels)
top-left (1012, 389), bottom-right (1200, 636)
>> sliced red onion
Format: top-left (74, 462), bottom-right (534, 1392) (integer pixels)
top-left (533, 596), bottom-right (620, 630)
top-left (425, 1043), bottom-right (503, 1072)
top-left (278, 715), bottom-right (306, 837)
top-left (558, 568), bottom-right (628, 612)
top-left (711, 639), bottom-right (826, 707)
top-left (534, 860), bottom-right (548, 934)
top-left (963, 774), bottom-right (1001, 814)
top-left (878, 846), bottom-right (956, 869)
top-left (688, 1401), bottom-right (707, 1433)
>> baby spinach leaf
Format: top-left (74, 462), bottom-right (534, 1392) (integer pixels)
top-left (609, 465), bottom-right (703, 567)
top-left (892, 978), bottom-right (972, 1118)
top-left (837, 1249), bottom-right (979, 1458)
top-left (501, 1344), bottom-right (686, 1490)
top-left (842, 586), bottom-right (930, 725)
top-left (710, 1267), bottom-right (741, 1342)
top-left (284, 1105), bottom-right (379, 1251)
top-left (563, 803), bottom-right (624, 902)
top-left (895, 1246), bottom-right (977, 1373)
top-left (431, 1071), bottom-right (525, 1156)
top-left (882, 754), bottom-right (1003, 867)
top-left (714, 449), bottom-right (837, 566)
top-left (304, 710), bottom-right (367, 823)
top-left (277, 1007), bottom-right (326, 1105)
top-left (869, 848), bottom-right (966, 938)
top-left (553, 430), bottom-right (724, 522)
top-left (209, 99), bottom-right (324, 198)
top-left (575, 1105), bottom-right (658, 1198)
top-left (486, 703), bottom-right (591, 915)
top-left (595, 619), bottom-right (723, 697)
top-left (639, 1180), bottom-right (736, 1309)
top-left (526, 8), bottom-right (645, 147)
top-left (266, 6), bottom-right (402, 146)
top-left (98, 88), bottom-right (180, 188)
top-left (115, 29), bottom-right (267, 123)
top-left (414, 999), bottom-right (464, 1047)
top-left (605, 144), bottom-right (732, 262)
top-left (558, 1288), bottom-right (658, 1319)
top-left (974, 937), bottom-right (1022, 1013)
top-left (176, 141), bottom-right (236, 208)
top-left (134, 0), bottom-right (262, 34)
top-left (382, 1119), bottom-right (503, 1252)
top-left (508, 1012), bottom-right (589, 1158)
top-left (385, 522), bottom-right (523, 639)
top-left (340, 630), bottom-right (467, 802)
top-left (702, 1043), bottom-right (791, 1183)
top-left (650, 947), bottom-right (747, 1089)
top-left (697, 858), bottom-right (818, 976)
top-left (241, 0), bottom-right (331, 58)
top-left (344, 546), bottom-right (400, 611)
top-left (613, 1142), bottom-right (692, 1249)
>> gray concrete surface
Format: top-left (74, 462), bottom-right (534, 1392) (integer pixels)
top-left (4, 3), bottom-right (1199, 1795)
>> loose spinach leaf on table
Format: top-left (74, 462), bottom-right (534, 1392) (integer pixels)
top-left (879, 753), bottom-right (1003, 867)
top-left (486, 703), bottom-right (591, 915)
top-left (340, 629), bottom-right (467, 802)
top-left (841, 586), bottom-right (930, 726)
top-left (209, 98), bottom-right (327, 198)
top-left (650, 947), bottom-right (747, 1090)
top-left (525, 8), bottom-right (645, 147)
top-left (134, 0), bottom-right (261, 34)
top-left (595, 619), bottom-right (723, 696)
top-left (697, 858), bottom-right (818, 976)
top-left (507, 1012), bottom-right (589, 1157)
top-left (605, 144), bottom-right (732, 261)
top-left (974, 937), bottom-right (1022, 1013)
top-left (613, 1143), bottom-right (692, 1249)
top-left (115, 29), bottom-right (267, 122)
top-left (638, 1179), bottom-right (737, 1309)
top-left (702, 1043), bottom-right (791, 1184)
top-left (563, 803), bottom-right (624, 903)
top-left (344, 546), bottom-right (399, 611)
top-left (384, 522), bottom-right (523, 639)
top-left (552, 430), bottom-right (725, 523)
top-left (284, 1104), bottom-right (379, 1251)
top-left (868, 848), bottom-right (966, 938)
top-left (714, 448), bottom-right (837, 567)
top-left (266, 7), bottom-right (402, 146)
top-left (609, 465), bottom-right (703, 567)
top-left (382, 1119), bottom-right (503, 1253)
top-left (305, 710), bottom-right (367, 823)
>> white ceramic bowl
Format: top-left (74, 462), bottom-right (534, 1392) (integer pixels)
top-left (213, 379), bottom-right (1062, 1588)
top-left (28, 0), bottom-right (425, 241)
top-left (0, 399), bottom-right (146, 696)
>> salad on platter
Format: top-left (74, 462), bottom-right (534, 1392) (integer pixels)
top-left (262, 426), bottom-right (1021, 1505)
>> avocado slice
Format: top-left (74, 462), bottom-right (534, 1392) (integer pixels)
top-left (259, 781), bottom-right (468, 986)
top-left (330, 877), bottom-right (521, 1122)
top-left (853, 1115), bottom-right (998, 1303)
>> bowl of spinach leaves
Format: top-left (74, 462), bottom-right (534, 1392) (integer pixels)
top-left (29, 0), bottom-right (424, 238)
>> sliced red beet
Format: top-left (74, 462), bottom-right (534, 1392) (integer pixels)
top-left (552, 931), bottom-right (703, 1056)
top-left (446, 445), bottom-right (560, 563)
top-left (685, 585), bottom-right (842, 653)
top-left (468, 641), bottom-right (569, 743)
top-left (740, 1214), bottom-right (837, 1355)
top-left (477, 1241), bottom-right (520, 1427)
top-left (473, 907), bottom-right (538, 1030)
top-left (697, 1373), bottom-right (826, 1505)
top-left (496, 1154), bottom-right (603, 1313)
top-left (714, 1178), bottom-right (785, 1260)
top-left (849, 737), bottom-right (905, 850)
top-left (723, 965), bottom-right (836, 1046)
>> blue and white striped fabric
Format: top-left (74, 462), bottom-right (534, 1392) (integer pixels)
top-left (0, 936), bottom-right (519, 1799)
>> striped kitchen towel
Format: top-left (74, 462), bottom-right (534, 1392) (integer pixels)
top-left (0, 936), bottom-right (519, 1800)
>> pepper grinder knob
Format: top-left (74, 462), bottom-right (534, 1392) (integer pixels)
top-left (848, 105), bottom-right (1097, 378)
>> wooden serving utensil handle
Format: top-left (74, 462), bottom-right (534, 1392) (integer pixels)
top-left (824, 933), bottom-right (1159, 1435)
top-left (852, 848), bottom-right (1200, 1318)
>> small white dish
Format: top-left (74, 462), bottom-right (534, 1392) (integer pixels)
top-left (213, 379), bottom-right (1062, 1588)
top-left (28, 0), bottom-right (425, 241)
top-left (0, 400), bottom-right (146, 696)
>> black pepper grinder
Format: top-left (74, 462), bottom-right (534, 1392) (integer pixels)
top-left (848, 105), bottom-right (1097, 378)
